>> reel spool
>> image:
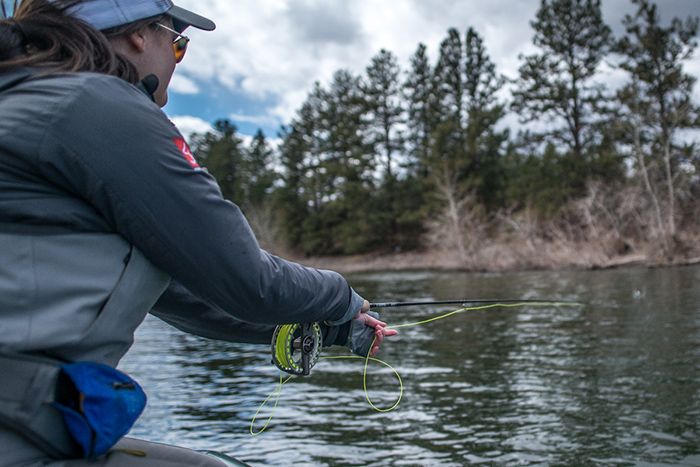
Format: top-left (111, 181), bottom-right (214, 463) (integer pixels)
top-left (271, 323), bottom-right (322, 376)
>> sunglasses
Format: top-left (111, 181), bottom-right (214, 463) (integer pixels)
top-left (156, 23), bottom-right (190, 63)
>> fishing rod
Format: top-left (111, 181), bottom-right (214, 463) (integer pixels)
top-left (369, 299), bottom-right (578, 308)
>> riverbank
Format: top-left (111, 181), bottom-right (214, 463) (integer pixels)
top-left (287, 238), bottom-right (700, 274)
top-left (269, 181), bottom-right (700, 274)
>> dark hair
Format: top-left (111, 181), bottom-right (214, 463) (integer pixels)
top-left (0, 0), bottom-right (165, 83)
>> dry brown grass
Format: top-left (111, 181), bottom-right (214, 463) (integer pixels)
top-left (289, 180), bottom-right (700, 274)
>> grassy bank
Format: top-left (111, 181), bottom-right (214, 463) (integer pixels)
top-left (292, 239), bottom-right (700, 275)
top-left (291, 230), bottom-right (700, 273)
top-left (278, 182), bottom-right (700, 274)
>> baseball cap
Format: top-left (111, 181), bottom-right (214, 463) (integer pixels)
top-left (62, 0), bottom-right (215, 32)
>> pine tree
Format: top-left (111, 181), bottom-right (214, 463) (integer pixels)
top-left (320, 69), bottom-right (375, 254)
top-left (615, 0), bottom-right (700, 240)
top-left (431, 28), bottom-right (467, 178)
top-left (275, 90), bottom-right (324, 252)
top-left (435, 28), bottom-right (465, 130)
top-left (463, 27), bottom-right (509, 209)
top-left (364, 49), bottom-right (406, 249)
top-left (191, 119), bottom-right (245, 204)
top-left (245, 129), bottom-right (276, 208)
top-left (511, 0), bottom-right (613, 196)
top-left (404, 43), bottom-right (436, 177)
top-left (364, 49), bottom-right (405, 181)
top-left (425, 28), bottom-right (509, 209)
top-left (277, 72), bottom-right (374, 255)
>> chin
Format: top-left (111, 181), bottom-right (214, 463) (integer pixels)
top-left (156, 93), bottom-right (168, 108)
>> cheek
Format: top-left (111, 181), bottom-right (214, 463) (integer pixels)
top-left (157, 44), bottom-right (176, 81)
top-left (161, 59), bottom-right (176, 88)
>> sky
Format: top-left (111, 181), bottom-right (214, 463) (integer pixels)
top-left (165, 0), bottom-right (700, 142)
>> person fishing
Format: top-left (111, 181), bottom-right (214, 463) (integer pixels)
top-left (0, 0), bottom-right (397, 465)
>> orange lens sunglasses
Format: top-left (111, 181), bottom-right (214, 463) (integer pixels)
top-left (156, 23), bottom-right (190, 63)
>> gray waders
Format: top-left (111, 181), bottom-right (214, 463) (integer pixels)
top-left (0, 231), bottom-right (248, 466)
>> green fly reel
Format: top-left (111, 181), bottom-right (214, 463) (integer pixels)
top-left (271, 323), bottom-right (322, 376)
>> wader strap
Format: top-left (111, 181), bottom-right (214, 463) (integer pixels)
top-left (52, 244), bottom-right (171, 366)
top-left (0, 352), bottom-right (81, 458)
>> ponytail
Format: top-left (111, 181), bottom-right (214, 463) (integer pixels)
top-left (0, 18), bottom-right (25, 62)
top-left (0, 0), bottom-right (140, 83)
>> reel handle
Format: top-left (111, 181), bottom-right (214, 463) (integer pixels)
top-left (271, 322), bottom-right (322, 376)
top-left (299, 323), bottom-right (315, 375)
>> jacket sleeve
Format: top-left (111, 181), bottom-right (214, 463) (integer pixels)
top-left (151, 280), bottom-right (351, 347)
top-left (38, 73), bottom-right (364, 328)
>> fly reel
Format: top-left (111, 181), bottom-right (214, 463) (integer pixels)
top-left (271, 323), bottom-right (322, 376)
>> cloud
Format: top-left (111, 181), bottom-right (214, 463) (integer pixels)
top-left (169, 115), bottom-right (213, 140)
top-left (168, 114), bottom-right (264, 148)
top-left (174, 0), bottom-right (549, 126)
top-left (169, 74), bottom-right (200, 95)
top-left (286, 0), bottom-right (363, 46)
top-left (175, 0), bottom-right (371, 126)
top-left (172, 0), bottom-right (700, 136)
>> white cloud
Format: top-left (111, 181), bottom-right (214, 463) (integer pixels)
top-left (287, 0), bottom-right (363, 46)
top-left (173, 0), bottom-right (700, 130)
top-left (169, 74), bottom-right (200, 95)
top-left (168, 114), bottom-right (280, 148)
top-left (173, 0), bottom-right (550, 125)
top-left (168, 115), bottom-right (213, 140)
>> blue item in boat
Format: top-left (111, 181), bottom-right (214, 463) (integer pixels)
top-left (53, 362), bottom-right (146, 457)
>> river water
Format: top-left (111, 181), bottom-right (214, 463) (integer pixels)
top-left (119, 266), bottom-right (700, 466)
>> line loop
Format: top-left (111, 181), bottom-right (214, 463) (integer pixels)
top-left (251, 301), bottom-right (582, 434)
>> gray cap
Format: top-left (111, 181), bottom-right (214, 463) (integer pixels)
top-left (63, 0), bottom-right (215, 32)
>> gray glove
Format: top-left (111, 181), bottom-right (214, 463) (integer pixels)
top-left (345, 311), bottom-right (379, 356)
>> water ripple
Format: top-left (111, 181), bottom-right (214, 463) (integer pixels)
top-left (119, 267), bottom-right (700, 466)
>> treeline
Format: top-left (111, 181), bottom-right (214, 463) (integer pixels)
top-left (191, 0), bottom-right (700, 265)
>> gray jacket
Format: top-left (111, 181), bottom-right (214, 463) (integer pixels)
top-left (0, 67), bottom-right (362, 364)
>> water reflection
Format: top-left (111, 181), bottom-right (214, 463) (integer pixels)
top-left (119, 266), bottom-right (700, 466)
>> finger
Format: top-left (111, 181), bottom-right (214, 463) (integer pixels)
top-left (362, 314), bottom-right (387, 328)
top-left (370, 339), bottom-right (382, 357)
top-left (353, 312), bottom-right (384, 327)
top-left (369, 329), bottom-right (385, 357)
top-left (374, 328), bottom-right (385, 345)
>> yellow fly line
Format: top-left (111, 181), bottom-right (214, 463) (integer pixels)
top-left (253, 300), bottom-right (583, 435)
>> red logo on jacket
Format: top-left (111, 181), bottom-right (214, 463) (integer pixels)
top-left (173, 138), bottom-right (199, 168)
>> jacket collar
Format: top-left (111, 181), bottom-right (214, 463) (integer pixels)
top-left (0, 67), bottom-right (36, 94)
top-left (0, 69), bottom-right (159, 104)
top-left (134, 74), bottom-right (159, 103)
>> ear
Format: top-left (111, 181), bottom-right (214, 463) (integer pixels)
top-left (123, 30), bottom-right (147, 54)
